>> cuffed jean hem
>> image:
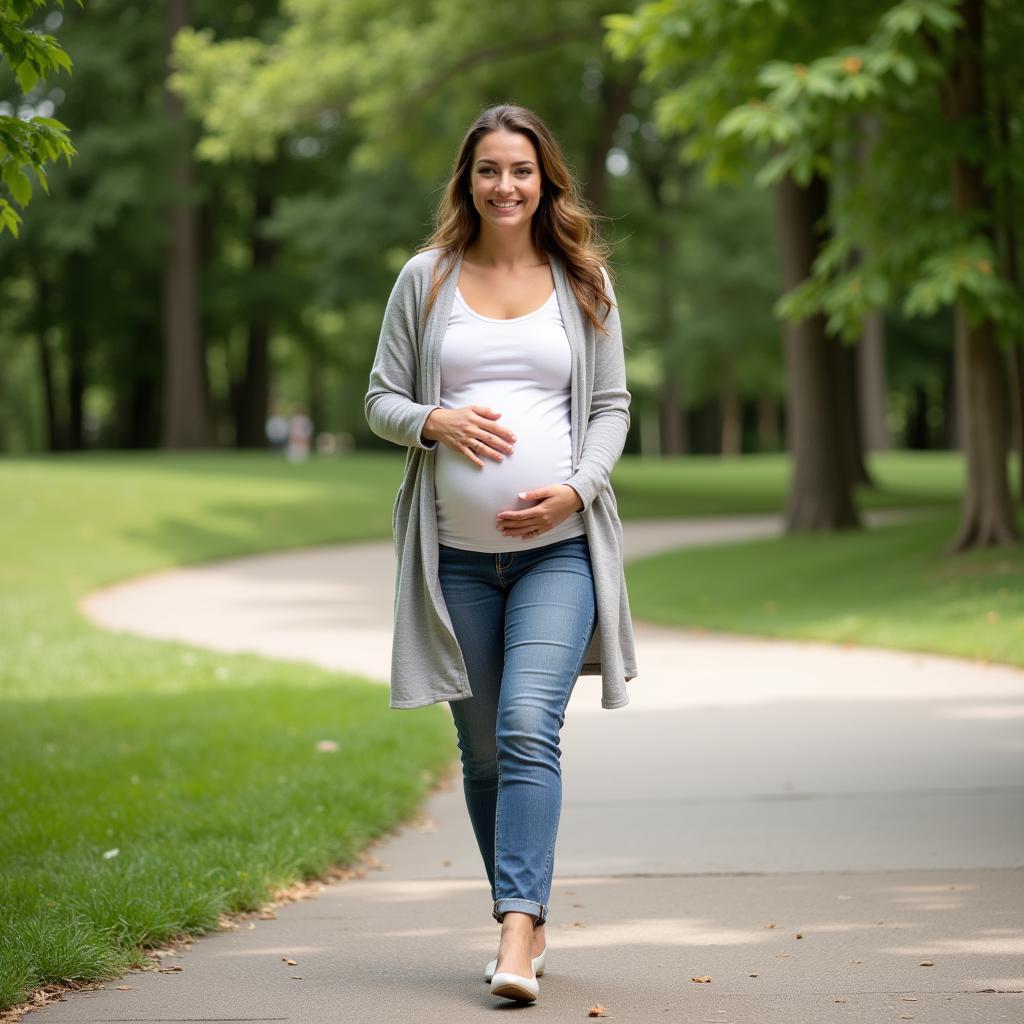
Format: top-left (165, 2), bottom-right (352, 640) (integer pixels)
top-left (493, 899), bottom-right (547, 926)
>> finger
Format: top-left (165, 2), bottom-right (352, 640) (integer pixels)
top-left (465, 439), bottom-right (501, 465)
top-left (476, 439), bottom-right (504, 462)
top-left (475, 418), bottom-right (515, 448)
top-left (470, 410), bottom-right (515, 443)
top-left (505, 525), bottom-right (544, 538)
top-left (485, 431), bottom-right (516, 454)
top-left (498, 517), bottom-right (542, 534)
top-left (500, 525), bottom-right (538, 537)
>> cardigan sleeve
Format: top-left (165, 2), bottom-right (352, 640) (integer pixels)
top-left (364, 260), bottom-right (440, 450)
top-left (564, 266), bottom-right (631, 511)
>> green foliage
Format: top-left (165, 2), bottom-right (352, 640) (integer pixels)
top-left (0, 0), bottom-right (79, 235)
top-left (604, 0), bottom-right (1024, 344)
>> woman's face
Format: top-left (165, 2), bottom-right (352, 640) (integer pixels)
top-left (467, 129), bottom-right (543, 230)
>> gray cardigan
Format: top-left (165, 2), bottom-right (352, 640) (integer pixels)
top-left (364, 246), bottom-right (638, 709)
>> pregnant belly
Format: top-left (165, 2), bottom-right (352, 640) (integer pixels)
top-left (434, 394), bottom-right (574, 541)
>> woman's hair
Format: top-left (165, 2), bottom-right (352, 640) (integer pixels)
top-left (416, 103), bottom-right (615, 335)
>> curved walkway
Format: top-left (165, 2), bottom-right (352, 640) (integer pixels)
top-left (50, 511), bottom-right (1024, 1023)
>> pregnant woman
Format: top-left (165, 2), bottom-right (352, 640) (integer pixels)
top-left (364, 103), bottom-right (637, 1003)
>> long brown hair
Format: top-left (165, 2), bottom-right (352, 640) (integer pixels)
top-left (417, 104), bottom-right (615, 335)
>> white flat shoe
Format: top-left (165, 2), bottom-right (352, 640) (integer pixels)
top-left (490, 967), bottom-right (539, 1002)
top-left (484, 945), bottom-right (546, 982)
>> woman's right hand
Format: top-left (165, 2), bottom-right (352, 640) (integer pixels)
top-left (422, 405), bottom-right (517, 467)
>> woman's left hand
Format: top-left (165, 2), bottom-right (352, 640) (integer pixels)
top-left (496, 484), bottom-right (584, 539)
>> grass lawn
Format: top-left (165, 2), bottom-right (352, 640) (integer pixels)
top-left (625, 508), bottom-right (1024, 666)
top-left (0, 452), bottom-right (454, 1012)
top-left (615, 451), bottom-right (1023, 667)
top-left (1, 449), bottom-right (1020, 1011)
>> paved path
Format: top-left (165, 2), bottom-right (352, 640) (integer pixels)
top-left (39, 511), bottom-right (1024, 1022)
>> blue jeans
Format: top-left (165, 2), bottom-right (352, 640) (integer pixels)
top-left (437, 534), bottom-right (597, 928)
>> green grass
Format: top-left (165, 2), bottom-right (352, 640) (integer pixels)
top-left (612, 450), bottom-right (1023, 666)
top-left (625, 508), bottom-right (1024, 666)
top-left (0, 452), bottom-right (454, 1011)
top-left (612, 449), bottom-right (967, 518)
top-left (0, 448), bottom-right (1020, 1011)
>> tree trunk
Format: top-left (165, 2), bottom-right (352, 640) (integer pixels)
top-left (942, 0), bottom-right (1019, 548)
top-left (1011, 340), bottom-right (1024, 504)
top-left (161, 0), bottom-right (213, 449)
top-left (719, 356), bottom-right (742, 456)
top-left (660, 368), bottom-right (687, 455)
top-left (852, 115), bottom-right (891, 453)
top-left (33, 268), bottom-right (63, 451)
top-left (757, 394), bottom-right (781, 451)
top-left (235, 190), bottom-right (275, 448)
top-left (65, 253), bottom-right (88, 451)
top-left (905, 383), bottom-right (931, 449)
top-left (776, 170), bottom-right (860, 531)
top-left (634, 145), bottom-right (688, 455)
top-left (833, 334), bottom-right (873, 486)
top-left (690, 398), bottom-right (721, 455)
top-left (583, 65), bottom-right (637, 215)
top-left (995, 81), bottom-right (1023, 504)
top-left (857, 309), bottom-right (890, 451)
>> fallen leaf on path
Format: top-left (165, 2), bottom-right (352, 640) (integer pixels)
top-left (282, 959), bottom-right (297, 965)
top-left (795, 933), bottom-right (803, 939)
top-left (588, 1005), bottom-right (608, 1017)
top-left (691, 975), bottom-right (712, 983)
top-left (764, 922), bottom-right (775, 928)
top-left (919, 960), bottom-right (934, 967)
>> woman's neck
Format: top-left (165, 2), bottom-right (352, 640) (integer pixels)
top-left (467, 227), bottom-right (545, 271)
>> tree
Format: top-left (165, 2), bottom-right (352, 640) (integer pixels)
top-left (735, 0), bottom-right (1022, 549)
top-left (0, 0), bottom-right (77, 236)
top-left (161, 0), bottom-right (212, 448)
top-left (606, 0), bottom-right (877, 531)
top-left (607, 0), bottom-right (1023, 547)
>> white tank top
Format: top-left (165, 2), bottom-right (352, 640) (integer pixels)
top-left (434, 286), bottom-right (587, 552)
